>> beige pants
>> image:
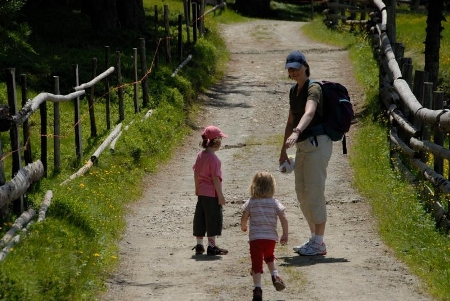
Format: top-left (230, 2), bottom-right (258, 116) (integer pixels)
top-left (294, 135), bottom-right (332, 224)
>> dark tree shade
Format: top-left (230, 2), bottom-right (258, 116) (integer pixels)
top-left (424, 0), bottom-right (445, 89)
top-left (117, 0), bottom-right (146, 32)
top-left (81, 0), bottom-right (145, 33)
top-left (234, 0), bottom-right (271, 17)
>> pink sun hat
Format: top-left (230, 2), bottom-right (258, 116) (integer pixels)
top-left (201, 125), bottom-right (228, 140)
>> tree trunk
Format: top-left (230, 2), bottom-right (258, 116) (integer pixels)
top-left (424, 0), bottom-right (444, 90)
top-left (234, 0), bottom-right (271, 17)
top-left (88, 0), bottom-right (119, 33)
top-left (117, 0), bottom-right (146, 32)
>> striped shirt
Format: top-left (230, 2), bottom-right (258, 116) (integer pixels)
top-left (242, 198), bottom-right (286, 242)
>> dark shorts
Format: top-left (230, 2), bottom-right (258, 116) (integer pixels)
top-left (193, 195), bottom-right (223, 237)
top-left (249, 239), bottom-right (276, 274)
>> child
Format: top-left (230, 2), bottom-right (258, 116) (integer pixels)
top-left (241, 172), bottom-right (288, 301)
top-left (192, 125), bottom-right (229, 256)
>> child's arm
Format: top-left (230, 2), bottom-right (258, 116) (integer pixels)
top-left (212, 175), bottom-right (225, 205)
top-left (278, 210), bottom-right (288, 245)
top-left (241, 211), bottom-right (249, 232)
top-left (194, 173), bottom-right (199, 195)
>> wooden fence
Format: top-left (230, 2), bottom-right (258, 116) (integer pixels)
top-left (0, 0), bottom-right (225, 260)
top-left (329, 0), bottom-right (450, 229)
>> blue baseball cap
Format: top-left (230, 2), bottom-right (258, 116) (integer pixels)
top-left (285, 50), bottom-right (306, 69)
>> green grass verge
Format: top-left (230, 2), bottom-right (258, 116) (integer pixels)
top-left (0, 1), bottom-right (233, 300)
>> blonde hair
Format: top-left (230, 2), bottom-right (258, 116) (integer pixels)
top-left (250, 171), bottom-right (276, 199)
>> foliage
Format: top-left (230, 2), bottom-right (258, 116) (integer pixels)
top-left (0, 0), bottom-right (34, 58)
top-left (0, 0), bottom-right (229, 300)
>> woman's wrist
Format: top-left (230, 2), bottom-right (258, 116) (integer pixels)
top-left (293, 127), bottom-right (301, 134)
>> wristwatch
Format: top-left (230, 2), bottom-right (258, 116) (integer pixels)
top-left (293, 127), bottom-right (302, 134)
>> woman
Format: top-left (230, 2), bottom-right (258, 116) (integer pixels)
top-left (279, 50), bottom-right (332, 256)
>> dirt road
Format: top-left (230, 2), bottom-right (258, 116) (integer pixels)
top-left (101, 20), bottom-right (433, 301)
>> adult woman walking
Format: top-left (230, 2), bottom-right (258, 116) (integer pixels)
top-left (279, 50), bottom-right (332, 256)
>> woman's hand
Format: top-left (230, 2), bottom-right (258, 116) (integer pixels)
top-left (285, 132), bottom-right (299, 149)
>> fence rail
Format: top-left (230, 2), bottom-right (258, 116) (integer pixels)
top-left (331, 0), bottom-right (450, 229)
top-left (0, 0), bottom-right (219, 260)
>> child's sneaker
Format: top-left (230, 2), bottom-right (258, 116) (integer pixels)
top-left (207, 245), bottom-right (228, 256)
top-left (298, 241), bottom-right (327, 256)
top-left (252, 287), bottom-right (262, 301)
top-left (272, 275), bottom-right (286, 291)
top-left (191, 244), bottom-right (205, 255)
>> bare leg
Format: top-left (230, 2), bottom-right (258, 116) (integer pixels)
top-left (252, 272), bottom-right (262, 287)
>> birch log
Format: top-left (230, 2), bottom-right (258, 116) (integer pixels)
top-left (73, 67), bottom-right (115, 91)
top-left (410, 137), bottom-right (450, 160)
top-left (0, 235), bottom-right (20, 262)
top-left (0, 160), bottom-right (44, 208)
top-left (60, 124), bottom-right (122, 185)
top-left (38, 190), bottom-right (53, 222)
top-left (0, 209), bottom-right (35, 248)
top-left (13, 91), bottom-right (85, 125)
top-left (110, 121), bottom-right (134, 151)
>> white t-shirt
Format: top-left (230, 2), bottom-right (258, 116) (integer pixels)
top-left (242, 198), bottom-right (285, 242)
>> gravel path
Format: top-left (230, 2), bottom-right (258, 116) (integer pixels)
top-left (101, 20), bottom-right (433, 301)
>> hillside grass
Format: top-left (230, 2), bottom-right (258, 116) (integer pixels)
top-left (0, 1), bottom-right (246, 300)
top-left (302, 12), bottom-right (450, 300)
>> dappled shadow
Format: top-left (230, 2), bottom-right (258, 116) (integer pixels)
top-left (279, 254), bottom-right (349, 267)
top-left (201, 74), bottom-right (286, 108)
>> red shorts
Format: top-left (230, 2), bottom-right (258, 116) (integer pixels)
top-left (249, 239), bottom-right (276, 274)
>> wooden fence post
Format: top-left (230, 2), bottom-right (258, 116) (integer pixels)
top-left (53, 76), bottom-right (61, 172)
top-left (0, 139), bottom-right (6, 220)
top-left (433, 91), bottom-right (444, 176)
top-left (104, 46), bottom-right (111, 130)
top-left (412, 70), bottom-right (429, 128)
top-left (140, 38), bottom-right (150, 107)
top-left (184, 0), bottom-right (191, 44)
top-left (39, 89), bottom-right (47, 178)
top-left (5, 68), bottom-right (24, 214)
top-left (385, 0), bottom-right (397, 45)
top-left (192, 2), bottom-right (198, 43)
top-left (154, 5), bottom-right (159, 70)
top-left (199, 0), bottom-right (205, 37)
top-left (164, 5), bottom-right (172, 64)
top-left (132, 48), bottom-right (140, 114)
top-left (72, 64), bottom-right (83, 162)
top-left (420, 82), bottom-right (434, 163)
top-left (89, 57), bottom-right (98, 137)
top-left (20, 74), bottom-right (32, 165)
top-left (178, 14), bottom-right (183, 64)
top-left (116, 51), bottom-right (124, 121)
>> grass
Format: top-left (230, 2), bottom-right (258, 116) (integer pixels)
top-left (301, 12), bottom-right (450, 300)
top-left (0, 1), bottom-right (233, 300)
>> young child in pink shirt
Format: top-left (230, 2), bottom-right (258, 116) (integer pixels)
top-left (192, 125), bottom-right (229, 256)
top-left (241, 171), bottom-right (288, 301)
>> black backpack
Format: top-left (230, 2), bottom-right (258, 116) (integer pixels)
top-left (308, 80), bottom-right (354, 154)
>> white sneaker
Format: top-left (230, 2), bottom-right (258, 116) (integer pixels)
top-left (299, 241), bottom-right (327, 256)
top-left (293, 238), bottom-right (313, 253)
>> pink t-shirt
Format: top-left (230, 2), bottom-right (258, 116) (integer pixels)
top-left (241, 198), bottom-right (286, 242)
top-left (193, 150), bottom-right (222, 197)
